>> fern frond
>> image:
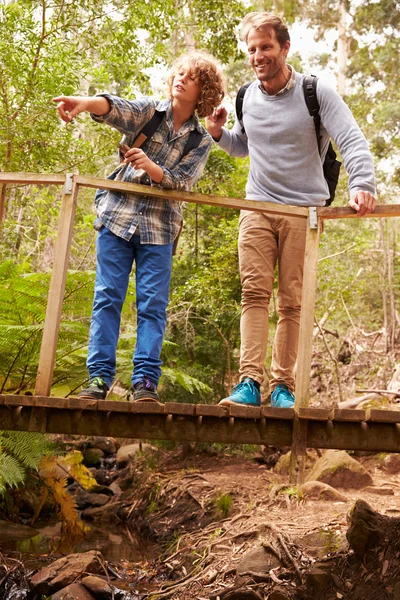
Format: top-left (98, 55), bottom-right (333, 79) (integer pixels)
top-left (0, 451), bottom-right (26, 495)
top-left (0, 431), bottom-right (52, 469)
top-left (58, 451), bottom-right (97, 490)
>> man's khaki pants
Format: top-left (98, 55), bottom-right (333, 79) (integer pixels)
top-left (238, 210), bottom-right (308, 393)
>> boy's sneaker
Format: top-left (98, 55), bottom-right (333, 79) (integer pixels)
top-left (219, 377), bottom-right (261, 407)
top-left (78, 377), bottom-right (109, 400)
top-left (271, 384), bottom-right (295, 408)
top-left (132, 377), bottom-right (160, 403)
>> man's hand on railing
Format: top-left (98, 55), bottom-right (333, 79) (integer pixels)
top-left (348, 191), bottom-right (376, 217)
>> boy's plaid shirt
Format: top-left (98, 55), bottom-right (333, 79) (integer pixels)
top-left (91, 95), bottom-right (212, 245)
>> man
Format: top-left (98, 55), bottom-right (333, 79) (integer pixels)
top-left (54, 51), bottom-right (224, 402)
top-left (205, 12), bottom-right (376, 408)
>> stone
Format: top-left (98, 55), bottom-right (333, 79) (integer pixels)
top-left (300, 481), bottom-right (348, 502)
top-left (75, 491), bottom-right (111, 509)
top-left (346, 499), bottom-right (380, 557)
top-left (236, 545), bottom-right (281, 575)
top-left (274, 450), bottom-right (316, 476)
top-left (81, 575), bottom-right (113, 599)
top-left (306, 566), bottom-right (333, 594)
top-left (269, 588), bottom-right (291, 600)
top-left (383, 454), bottom-right (400, 474)
top-left (51, 583), bottom-right (96, 599)
top-left (0, 520), bottom-right (39, 542)
top-left (83, 448), bottom-right (104, 467)
top-left (305, 450), bottom-right (373, 489)
top-left (30, 550), bottom-right (103, 594)
top-left (116, 442), bottom-right (153, 468)
top-left (86, 437), bottom-right (117, 455)
top-left (363, 485), bottom-right (394, 495)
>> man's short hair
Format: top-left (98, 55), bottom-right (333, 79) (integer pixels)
top-left (240, 12), bottom-right (290, 48)
top-left (167, 51), bottom-right (225, 118)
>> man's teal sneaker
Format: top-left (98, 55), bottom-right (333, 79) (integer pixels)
top-left (219, 377), bottom-right (261, 407)
top-left (271, 384), bottom-right (295, 408)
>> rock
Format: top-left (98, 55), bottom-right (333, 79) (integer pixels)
top-left (109, 481), bottom-right (122, 496)
top-left (300, 481), bottom-right (348, 502)
top-left (81, 575), bottom-right (113, 599)
top-left (306, 566), bottom-right (333, 594)
top-left (30, 550), bottom-right (103, 594)
top-left (305, 450), bottom-right (373, 489)
top-left (51, 583), bottom-right (96, 599)
top-left (81, 501), bottom-right (122, 522)
top-left (236, 545), bottom-right (281, 575)
top-left (269, 587), bottom-right (292, 600)
top-left (116, 443), bottom-right (153, 468)
top-left (86, 437), bottom-right (117, 455)
top-left (363, 485), bottom-right (394, 495)
top-left (0, 520), bottom-right (39, 542)
top-left (83, 448), bottom-right (104, 467)
top-left (75, 491), bottom-right (111, 509)
top-left (346, 499), bottom-right (381, 557)
top-left (383, 454), bottom-right (400, 474)
top-left (274, 450), bottom-right (316, 476)
top-left (88, 484), bottom-right (114, 496)
top-left (89, 469), bottom-right (119, 487)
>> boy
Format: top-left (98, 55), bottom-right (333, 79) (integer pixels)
top-left (54, 51), bottom-right (224, 402)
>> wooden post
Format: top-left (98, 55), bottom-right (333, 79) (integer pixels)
top-left (289, 208), bottom-right (321, 484)
top-left (34, 175), bottom-right (78, 396)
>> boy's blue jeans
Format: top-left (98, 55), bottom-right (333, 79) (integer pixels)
top-left (86, 226), bottom-right (173, 389)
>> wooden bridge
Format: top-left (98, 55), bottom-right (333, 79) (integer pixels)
top-left (1, 172), bottom-right (400, 482)
top-left (2, 394), bottom-right (400, 455)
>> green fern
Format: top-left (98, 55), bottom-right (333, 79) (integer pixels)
top-left (0, 431), bottom-right (54, 496)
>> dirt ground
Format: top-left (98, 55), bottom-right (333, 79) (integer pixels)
top-left (126, 444), bottom-right (400, 600)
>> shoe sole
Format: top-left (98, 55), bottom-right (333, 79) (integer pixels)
top-left (133, 395), bottom-right (160, 403)
top-left (219, 398), bottom-right (260, 407)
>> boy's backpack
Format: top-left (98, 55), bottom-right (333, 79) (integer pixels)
top-left (120, 109), bottom-right (203, 160)
top-left (235, 75), bottom-right (342, 206)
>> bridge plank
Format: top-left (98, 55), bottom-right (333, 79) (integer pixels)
top-left (165, 402), bottom-right (196, 416)
top-left (262, 406), bottom-right (295, 420)
top-left (366, 409), bottom-right (400, 423)
top-left (332, 409), bottom-right (367, 422)
top-left (195, 404), bottom-right (227, 418)
top-left (225, 405), bottom-right (262, 419)
top-left (298, 407), bottom-right (332, 421)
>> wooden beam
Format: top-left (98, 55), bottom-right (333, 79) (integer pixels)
top-left (73, 174), bottom-right (309, 219)
top-left (317, 204), bottom-right (400, 220)
top-left (34, 176), bottom-right (78, 397)
top-left (0, 173), bottom-right (66, 186)
top-left (290, 209), bottom-right (322, 484)
top-left (1, 396), bottom-right (400, 452)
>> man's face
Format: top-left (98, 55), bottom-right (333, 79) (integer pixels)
top-left (247, 28), bottom-right (290, 84)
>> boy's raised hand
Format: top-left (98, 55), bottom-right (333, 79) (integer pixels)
top-left (53, 96), bottom-right (89, 123)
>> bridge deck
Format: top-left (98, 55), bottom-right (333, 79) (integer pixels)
top-left (1, 395), bottom-right (400, 453)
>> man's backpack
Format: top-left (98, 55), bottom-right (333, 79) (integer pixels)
top-left (235, 75), bottom-right (342, 206)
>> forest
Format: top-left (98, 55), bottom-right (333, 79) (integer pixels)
top-left (0, 1), bottom-right (400, 599)
top-left (0, 0), bottom-right (399, 407)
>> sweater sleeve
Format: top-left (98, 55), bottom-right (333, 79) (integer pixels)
top-left (316, 80), bottom-right (376, 198)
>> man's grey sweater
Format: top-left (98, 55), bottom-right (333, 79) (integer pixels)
top-left (218, 69), bottom-right (376, 206)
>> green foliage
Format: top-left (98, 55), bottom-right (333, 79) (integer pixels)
top-left (0, 431), bottom-right (53, 495)
top-left (214, 491), bottom-right (233, 518)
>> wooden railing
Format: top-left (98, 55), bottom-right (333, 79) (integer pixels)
top-left (1, 172), bottom-right (399, 482)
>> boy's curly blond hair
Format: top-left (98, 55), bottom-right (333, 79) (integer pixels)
top-left (167, 51), bottom-right (225, 118)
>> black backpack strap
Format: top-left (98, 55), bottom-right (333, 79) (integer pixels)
top-left (182, 129), bottom-right (203, 158)
top-left (235, 82), bottom-right (251, 134)
top-left (303, 75), bottom-right (321, 153)
top-left (132, 109), bottom-right (165, 148)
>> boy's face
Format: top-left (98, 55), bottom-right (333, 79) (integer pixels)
top-left (171, 66), bottom-right (201, 106)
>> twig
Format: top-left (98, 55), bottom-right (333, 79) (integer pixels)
top-left (314, 318), bottom-right (343, 403)
top-left (356, 388), bottom-right (400, 396)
